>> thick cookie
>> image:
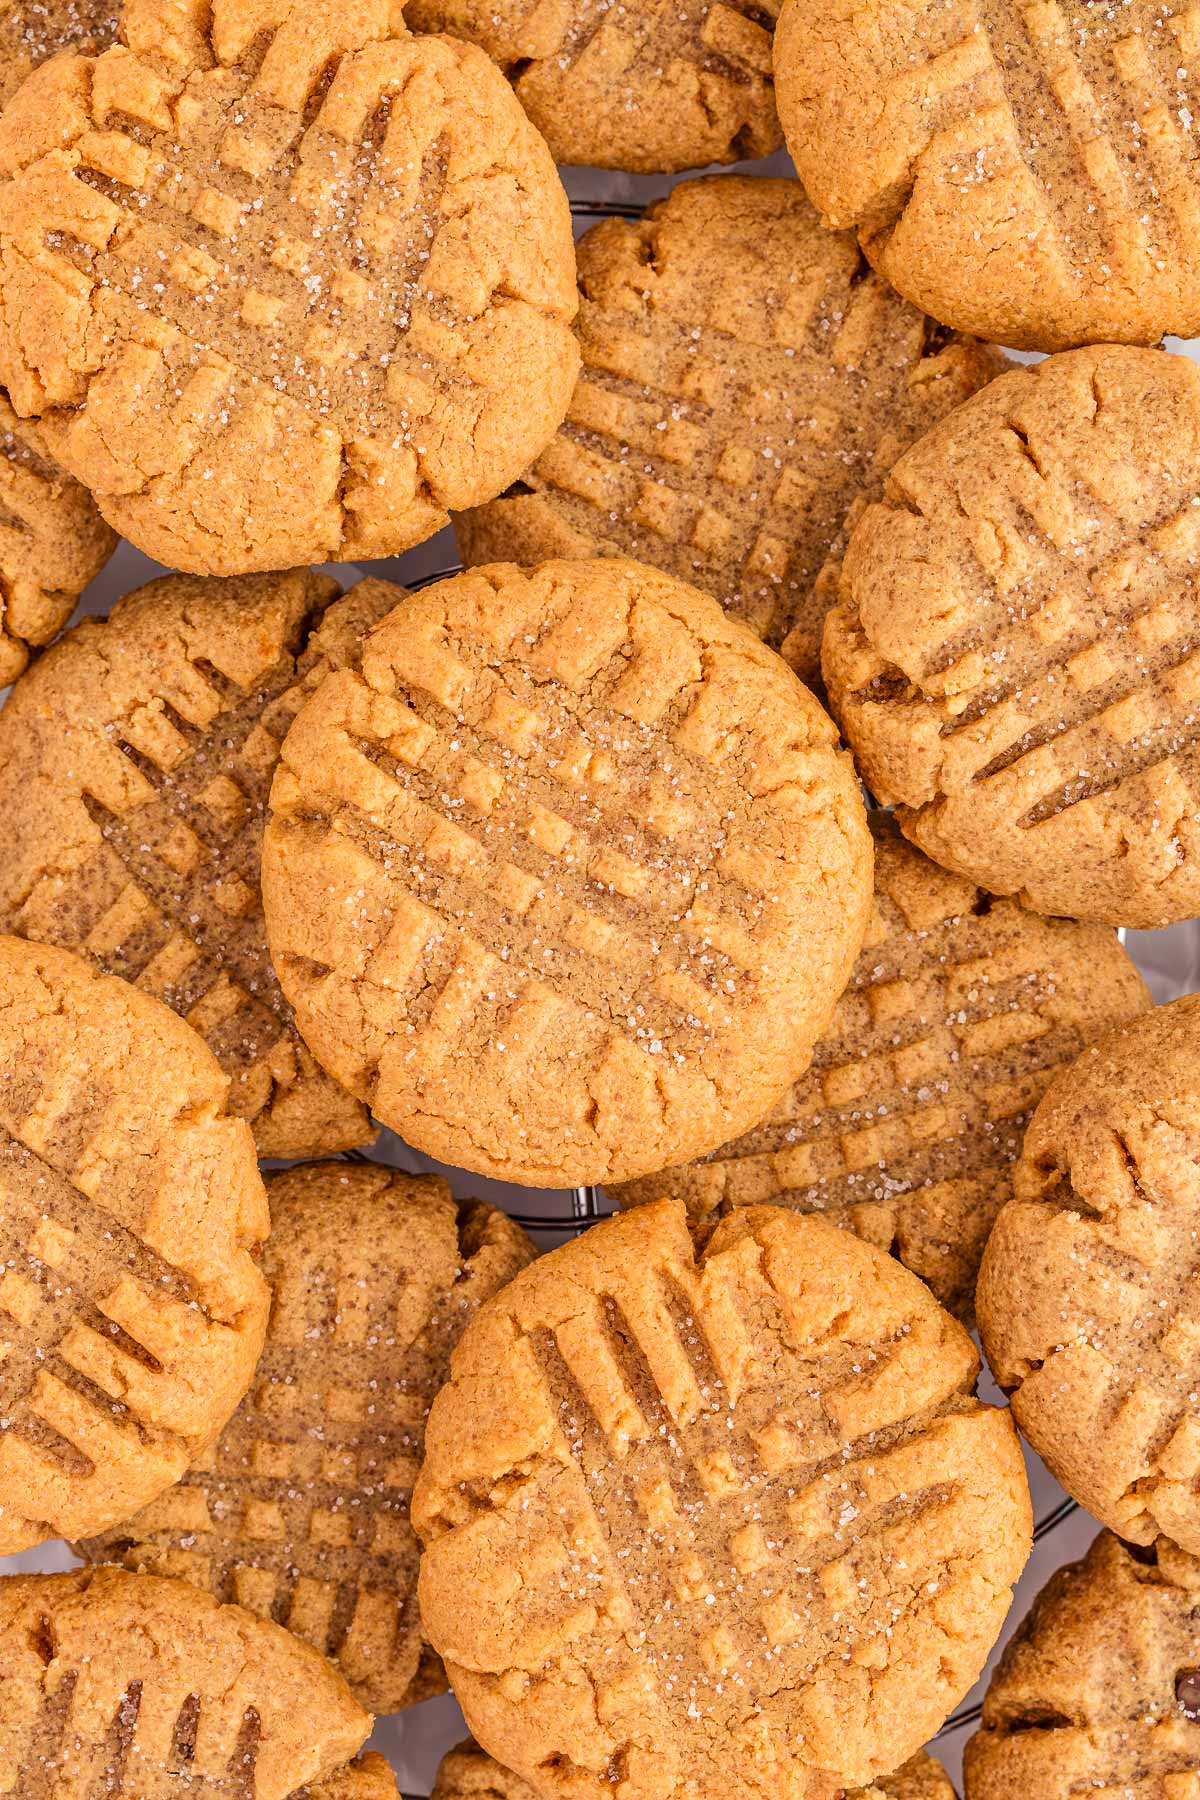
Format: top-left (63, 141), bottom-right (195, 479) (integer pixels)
top-left (824, 345), bottom-right (1200, 928)
top-left (402, 0), bottom-right (778, 172)
top-left (0, 1566), bottom-right (369, 1800)
top-left (0, 392), bottom-right (115, 683)
top-left (614, 813), bottom-right (1150, 1317)
top-left (262, 560), bottom-right (872, 1188)
top-left (964, 1531), bottom-right (1200, 1800)
top-left (414, 1199), bottom-right (1032, 1800)
top-left (458, 177), bottom-right (1000, 685)
top-left (0, 0), bottom-right (118, 107)
top-left (82, 1161), bottom-right (535, 1713)
top-left (775, 0), bottom-right (1200, 352)
top-left (433, 1739), bottom-right (957, 1800)
top-left (0, 569), bottom-right (389, 1156)
top-left (0, 0), bottom-right (578, 576)
top-left (0, 935), bottom-right (270, 1552)
top-left (979, 994), bottom-right (1200, 1555)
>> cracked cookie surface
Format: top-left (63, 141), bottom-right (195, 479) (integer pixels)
top-left (0, 1565), bottom-right (369, 1800)
top-left (0, 391), bottom-right (115, 684)
top-left (458, 177), bottom-right (1001, 686)
top-left (775, 0), bottom-right (1200, 351)
top-left (0, 0), bottom-right (579, 575)
top-left (0, 568), bottom-right (389, 1157)
top-left (0, 0), bottom-right (118, 106)
top-left (82, 1161), bottom-right (535, 1714)
top-left (0, 935), bottom-right (269, 1553)
top-left (823, 345), bottom-right (1200, 928)
top-left (413, 1199), bottom-right (1031, 1800)
top-left (614, 812), bottom-right (1151, 1317)
top-left (964, 1531), bottom-right (1200, 1800)
top-left (403, 0), bottom-right (779, 171)
top-left (979, 993), bottom-right (1200, 1554)
top-left (261, 560), bottom-right (872, 1188)
top-left (433, 1737), bottom-right (957, 1800)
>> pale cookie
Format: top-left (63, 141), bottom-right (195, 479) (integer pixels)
top-left (964, 1531), bottom-right (1200, 1800)
top-left (0, 0), bottom-right (579, 576)
top-left (979, 994), bottom-right (1200, 1556)
top-left (0, 935), bottom-right (269, 1553)
top-left (0, 391), bottom-right (115, 684)
top-left (458, 177), bottom-right (1001, 685)
top-left (433, 1739), bottom-right (957, 1800)
top-left (82, 1161), bottom-right (535, 1713)
top-left (615, 813), bottom-right (1150, 1317)
top-left (0, 568), bottom-right (392, 1156)
top-left (824, 345), bottom-right (1200, 928)
top-left (775, 0), bottom-right (1200, 352)
top-left (413, 1199), bottom-right (1032, 1800)
top-left (0, 0), bottom-right (118, 108)
top-left (261, 560), bottom-right (873, 1188)
top-left (0, 1566), bottom-right (369, 1800)
top-left (402, 0), bottom-right (778, 172)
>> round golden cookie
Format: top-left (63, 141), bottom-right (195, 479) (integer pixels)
top-left (823, 345), bottom-right (1200, 929)
top-left (964, 1531), bottom-right (1200, 1800)
top-left (0, 1565), bottom-right (369, 1800)
top-left (0, 0), bottom-right (118, 108)
top-left (402, 0), bottom-right (778, 172)
top-left (0, 935), bottom-right (270, 1553)
top-left (774, 0), bottom-right (1200, 353)
top-left (979, 994), bottom-right (1200, 1556)
top-left (413, 1199), bottom-right (1032, 1800)
top-left (81, 1160), bottom-right (535, 1714)
top-left (0, 569), bottom-right (395, 1156)
top-left (615, 813), bottom-right (1150, 1317)
top-left (433, 1739), bottom-right (957, 1800)
top-left (0, 0), bottom-right (579, 577)
top-left (0, 392), bottom-right (115, 683)
top-left (261, 559), bottom-right (873, 1188)
top-left (458, 176), bottom-right (1001, 686)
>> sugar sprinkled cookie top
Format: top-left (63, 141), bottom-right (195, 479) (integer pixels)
top-left (403, 0), bottom-right (779, 173)
top-left (964, 1531), bottom-right (1200, 1800)
top-left (0, 935), bottom-right (269, 1553)
top-left (980, 993), bottom-right (1200, 1554)
top-left (82, 1161), bottom-right (535, 1714)
top-left (775, 0), bottom-right (1200, 351)
top-left (615, 812), bottom-right (1151, 1317)
top-left (0, 0), bottom-right (579, 575)
top-left (0, 0), bottom-right (118, 106)
top-left (0, 1565), bottom-right (369, 1800)
top-left (414, 1199), bottom-right (1031, 1800)
top-left (261, 560), bottom-right (872, 1188)
top-left (824, 345), bottom-right (1200, 928)
top-left (458, 177), bottom-right (1001, 686)
top-left (0, 568), bottom-right (394, 1158)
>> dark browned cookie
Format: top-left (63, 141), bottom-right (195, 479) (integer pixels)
top-left (0, 569), bottom-right (391, 1156)
top-left (82, 1162), bottom-right (535, 1714)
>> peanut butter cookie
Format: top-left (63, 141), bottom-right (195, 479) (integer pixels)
top-left (0, 1565), bottom-right (369, 1800)
top-left (434, 1739), bottom-right (957, 1800)
top-left (82, 1161), bottom-right (535, 1714)
top-left (0, 0), bottom-right (578, 575)
top-left (402, 0), bottom-right (778, 172)
top-left (0, 569), bottom-right (389, 1156)
top-left (414, 1199), bottom-right (1032, 1800)
top-left (824, 345), bottom-right (1200, 928)
top-left (311, 1761), bottom-right (401, 1800)
top-left (979, 994), bottom-right (1200, 1555)
top-left (0, 392), bottom-right (115, 683)
top-left (0, 935), bottom-right (270, 1553)
top-left (775, 0), bottom-right (1200, 352)
top-left (615, 813), bottom-right (1150, 1316)
top-left (964, 1531), bottom-right (1200, 1800)
top-left (262, 561), bottom-right (872, 1188)
top-left (459, 177), bottom-right (1000, 685)
top-left (0, 0), bottom-right (118, 108)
